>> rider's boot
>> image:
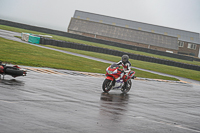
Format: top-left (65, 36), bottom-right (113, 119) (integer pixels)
top-left (124, 81), bottom-right (127, 88)
top-left (122, 74), bottom-right (128, 90)
top-left (122, 81), bottom-right (127, 91)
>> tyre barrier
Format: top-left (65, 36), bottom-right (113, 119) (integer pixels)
top-left (40, 38), bottom-right (200, 71)
top-left (1, 19), bottom-right (198, 62)
top-left (194, 57), bottom-right (200, 62)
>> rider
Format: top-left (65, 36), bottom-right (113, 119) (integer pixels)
top-left (117, 55), bottom-right (131, 89)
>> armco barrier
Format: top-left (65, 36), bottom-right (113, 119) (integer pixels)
top-left (0, 19), bottom-right (198, 62)
top-left (39, 38), bottom-right (200, 71)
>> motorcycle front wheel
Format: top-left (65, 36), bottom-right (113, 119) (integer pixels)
top-left (102, 79), bottom-right (113, 93)
top-left (121, 79), bottom-right (132, 93)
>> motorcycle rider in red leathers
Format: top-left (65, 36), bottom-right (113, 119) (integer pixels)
top-left (117, 55), bottom-right (131, 89)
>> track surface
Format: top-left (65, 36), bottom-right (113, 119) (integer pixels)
top-left (0, 29), bottom-right (200, 132)
top-left (0, 68), bottom-right (200, 133)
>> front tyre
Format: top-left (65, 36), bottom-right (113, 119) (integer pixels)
top-left (121, 79), bottom-right (132, 93)
top-left (102, 79), bottom-right (113, 93)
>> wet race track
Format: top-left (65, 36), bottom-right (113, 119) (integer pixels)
top-left (0, 67), bottom-right (200, 133)
top-left (0, 29), bottom-right (200, 132)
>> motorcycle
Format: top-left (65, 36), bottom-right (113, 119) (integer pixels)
top-left (102, 63), bottom-right (135, 93)
top-left (0, 62), bottom-right (27, 79)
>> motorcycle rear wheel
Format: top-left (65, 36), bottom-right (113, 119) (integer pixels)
top-left (121, 79), bottom-right (132, 93)
top-left (102, 79), bottom-right (113, 93)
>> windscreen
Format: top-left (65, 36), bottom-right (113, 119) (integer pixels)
top-left (110, 64), bottom-right (119, 69)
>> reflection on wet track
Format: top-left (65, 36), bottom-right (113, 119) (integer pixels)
top-left (0, 68), bottom-right (200, 133)
top-left (0, 79), bottom-right (25, 86)
top-left (100, 92), bottom-right (129, 115)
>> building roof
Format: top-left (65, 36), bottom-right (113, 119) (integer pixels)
top-left (68, 18), bottom-right (178, 50)
top-left (74, 10), bottom-right (200, 44)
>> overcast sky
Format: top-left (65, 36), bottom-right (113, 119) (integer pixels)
top-left (0, 0), bottom-right (200, 33)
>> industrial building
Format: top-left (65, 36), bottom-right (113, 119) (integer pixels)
top-left (68, 10), bottom-right (200, 58)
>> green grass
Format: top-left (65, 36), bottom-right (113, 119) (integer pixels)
top-left (40, 45), bottom-right (200, 81)
top-left (1, 24), bottom-right (200, 66)
top-left (0, 37), bottom-right (179, 81)
top-left (0, 37), bottom-right (109, 73)
top-left (1, 24), bottom-right (200, 81)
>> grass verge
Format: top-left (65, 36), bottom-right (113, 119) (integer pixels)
top-left (40, 44), bottom-right (200, 81)
top-left (0, 37), bottom-right (179, 81)
top-left (1, 24), bottom-right (200, 66)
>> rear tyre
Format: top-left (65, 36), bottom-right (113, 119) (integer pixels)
top-left (121, 79), bottom-right (132, 93)
top-left (102, 79), bottom-right (113, 93)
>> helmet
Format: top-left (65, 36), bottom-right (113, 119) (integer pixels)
top-left (121, 55), bottom-right (129, 64)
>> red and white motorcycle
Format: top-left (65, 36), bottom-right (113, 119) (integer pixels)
top-left (102, 64), bottom-right (135, 93)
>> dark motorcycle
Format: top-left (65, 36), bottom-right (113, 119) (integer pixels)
top-left (0, 62), bottom-right (27, 79)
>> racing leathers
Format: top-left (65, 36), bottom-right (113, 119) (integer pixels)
top-left (116, 60), bottom-right (131, 83)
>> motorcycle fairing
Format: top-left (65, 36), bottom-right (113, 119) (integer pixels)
top-left (128, 71), bottom-right (135, 78)
top-left (0, 66), bottom-right (4, 73)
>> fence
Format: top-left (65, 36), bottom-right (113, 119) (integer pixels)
top-left (40, 38), bottom-right (200, 71)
